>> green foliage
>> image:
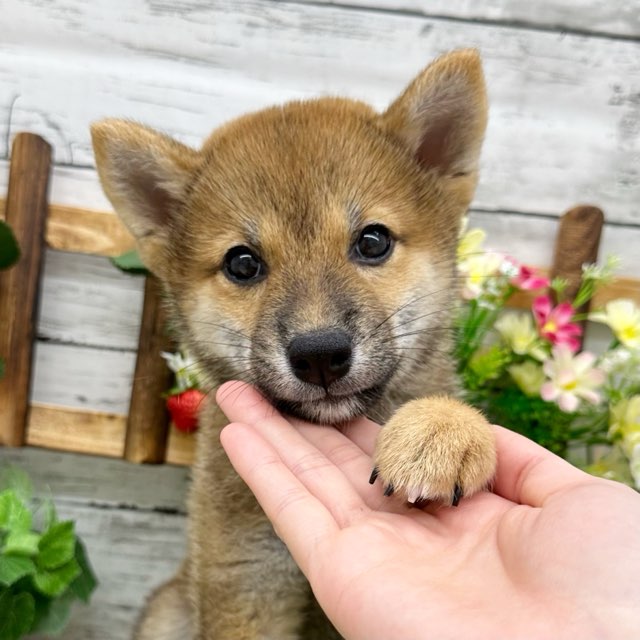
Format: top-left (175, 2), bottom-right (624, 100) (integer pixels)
top-left (111, 248), bottom-right (148, 275)
top-left (468, 386), bottom-right (575, 456)
top-left (0, 220), bottom-right (20, 270)
top-left (0, 470), bottom-right (98, 639)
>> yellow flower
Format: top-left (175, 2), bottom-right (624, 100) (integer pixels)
top-left (457, 225), bottom-right (486, 262)
top-left (590, 299), bottom-right (640, 349)
top-left (609, 395), bottom-right (640, 457)
top-left (495, 312), bottom-right (547, 360)
top-left (508, 361), bottom-right (546, 397)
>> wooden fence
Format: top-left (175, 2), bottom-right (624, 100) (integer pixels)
top-left (1, 132), bottom-right (638, 465)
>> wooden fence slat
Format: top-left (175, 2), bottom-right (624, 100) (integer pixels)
top-left (549, 205), bottom-right (605, 348)
top-left (0, 134), bottom-right (52, 447)
top-left (26, 404), bottom-right (126, 458)
top-left (124, 276), bottom-right (174, 463)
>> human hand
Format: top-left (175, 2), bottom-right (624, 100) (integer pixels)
top-left (218, 382), bottom-right (640, 640)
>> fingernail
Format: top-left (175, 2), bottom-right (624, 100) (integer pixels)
top-left (369, 467), bottom-right (379, 485)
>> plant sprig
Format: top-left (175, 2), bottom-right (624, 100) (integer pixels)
top-left (0, 469), bottom-right (97, 639)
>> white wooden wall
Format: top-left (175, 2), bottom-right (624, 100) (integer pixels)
top-left (0, 1), bottom-right (639, 636)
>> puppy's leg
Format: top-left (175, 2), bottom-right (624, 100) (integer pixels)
top-left (190, 524), bottom-right (310, 640)
top-left (134, 568), bottom-right (192, 640)
top-left (373, 396), bottom-right (496, 505)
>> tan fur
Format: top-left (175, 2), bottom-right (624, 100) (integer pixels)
top-left (91, 49), bottom-right (496, 639)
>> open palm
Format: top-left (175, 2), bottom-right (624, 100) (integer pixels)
top-left (218, 383), bottom-right (640, 640)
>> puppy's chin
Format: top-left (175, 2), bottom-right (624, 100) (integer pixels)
top-left (271, 385), bottom-right (386, 425)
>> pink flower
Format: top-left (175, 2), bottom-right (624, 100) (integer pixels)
top-left (512, 265), bottom-right (550, 291)
top-left (541, 345), bottom-right (604, 413)
top-left (533, 295), bottom-right (582, 352)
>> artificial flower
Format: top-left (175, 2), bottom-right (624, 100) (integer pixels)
top-left (161, 350), bottom-right (201, 391)
top-left (458, 251), bottom-right (505, 300)
top-left (608, 395), bottom-right (640, 456)
top-left (511, 265), bottom-right (550, 291)
top-left (508, 361), bottom-right (546, 397)
top-left (630, 444), bottom-right (640, 490)
top-left (581, 255), bottom-right (620, 285)
top-left (590, 299), bottom-right (640, 350)
top-left (457, 222), bottom-right (486, 262)
top-left (533, 295), bottom-right (582, 351)
top-left (495, 312), bottom-right (547, 360)
top-left (540, 345), bottom-right (605, 412)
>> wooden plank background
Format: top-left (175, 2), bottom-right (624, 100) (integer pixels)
top-left (0, 0), bottom-right (638, 636)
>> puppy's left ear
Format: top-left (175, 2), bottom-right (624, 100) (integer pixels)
top-left (381, 49), bottom-right (488, 180)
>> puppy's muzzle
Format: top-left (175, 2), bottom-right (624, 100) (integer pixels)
top-left (287, 329), bottom-right (352, 390)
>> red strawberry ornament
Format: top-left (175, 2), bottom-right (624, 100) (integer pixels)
top-left (167, 389), bottom-right (205, 433)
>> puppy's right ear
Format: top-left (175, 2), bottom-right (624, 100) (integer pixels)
top-left (91, 120), bottom-right (200, 277)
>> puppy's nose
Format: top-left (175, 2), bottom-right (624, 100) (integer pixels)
top-left (287, 330), bottom-right (352, 389)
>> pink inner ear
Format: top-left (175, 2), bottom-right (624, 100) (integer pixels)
top-left (131, 170), bottom-right (176, 228)
top-left (415, 117), bottom-right (460, 175)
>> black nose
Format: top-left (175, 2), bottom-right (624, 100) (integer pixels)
top-left (287, 330), bottom-right (352, 389)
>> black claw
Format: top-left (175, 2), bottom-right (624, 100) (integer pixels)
top-left (383, 484), bottom-right (395, 497)
top-left (414, 497), bottom-right (430, 509)
top-left (452, 484), bottom-right (463, 507)
top-left (369, 467), bottom-right (379, 485)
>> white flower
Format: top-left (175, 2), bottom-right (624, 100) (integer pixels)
top-left (495, 312), bottom-right (547, 360)
top-left (590, 299), bottom-right (640, 350)
top-left (458, 251), bottom-right (505, 300)
top-left (540, 345), bottom-right (605, 413)
top-left (161, 350), bottom-right (201, 391)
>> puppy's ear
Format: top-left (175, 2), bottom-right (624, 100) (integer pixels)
top-left (91, 119), bottom-right (200, 276)
top-left (381, 49), bottom-right (488, 180)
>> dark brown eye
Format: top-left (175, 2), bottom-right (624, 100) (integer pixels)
top-left (223, 246), bottom-right (266, 284)
top-left (352, 224), bottom-right (393, 264)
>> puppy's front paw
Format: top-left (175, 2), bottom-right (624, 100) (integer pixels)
top-left (372, 397), bottom-right (496, 506)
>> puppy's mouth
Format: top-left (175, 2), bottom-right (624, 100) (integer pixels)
top-left (271, 383), bottom-right (386, 425)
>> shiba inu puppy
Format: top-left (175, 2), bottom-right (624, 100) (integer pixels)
top-left (92, 48), bottom-right (496, 640)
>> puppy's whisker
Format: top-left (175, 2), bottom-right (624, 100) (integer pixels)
top-left (188, 320), bottom-right (251, 341)
top-left (188, 340), bottom-right (251, 351)
top-left (364, 287), bottom-right (452, 340)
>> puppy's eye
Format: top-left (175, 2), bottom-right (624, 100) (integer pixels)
top-left (223, 246), bottom-right (266, 284)
top-left (352, 224), bottom-right (394, 264)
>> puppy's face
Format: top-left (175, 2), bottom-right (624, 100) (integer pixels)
top-left (92, 50), bottom-right (487, 423)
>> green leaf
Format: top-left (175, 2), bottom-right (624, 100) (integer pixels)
top-left (37, 521), bottom-right (75, 570)
top-left (3, 530), bottom-right (41, 556)
top-left (0, 555), bottom-right (36, 586)
top-left (0, 589), bottom-right (35, 640)
top-left (30, 588), bottom-right (75, 636)
top-left (33, 558), bottom-right (81, 597)
top-left (0, 490), bottom-right (32, 533)
top-left (110, 249), bottom-right (148, 275)
top-left (40, 499), bottom-right (58, 532)
top-left (0, 220), bottom-right (20, 270)
top-left (69, 540), bottom-right (97, 603)
top-left (0, 467), bottom-right (32, 504)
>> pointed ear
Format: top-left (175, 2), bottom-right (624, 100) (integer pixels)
top-left (380, 49), bottom-right (488, 179)
top-left (91, 119), bottom-right (200, 275)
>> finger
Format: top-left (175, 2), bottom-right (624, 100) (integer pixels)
top-left (295, 422), bottom-right (396, 509)
top-left (216, 381), bottom-right (281, 425)
top-left (286, 413), bottom-right (381, 457)
top-left (220, 421), bottom-right (337, 576)
top-left (252, 414), bottom-right (370, 527)
top-left (492, 425), bottom-right (595, 507)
